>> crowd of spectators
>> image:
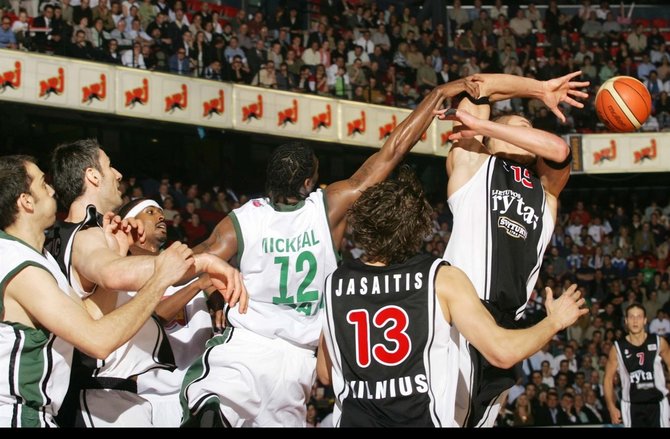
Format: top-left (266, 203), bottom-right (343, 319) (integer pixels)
top-left (1, 0), bottom-right (670, 132)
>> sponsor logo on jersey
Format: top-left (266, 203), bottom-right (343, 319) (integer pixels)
top-left (629, 369), bottom-right (653, 384)
top-left (624, 348), bottom-right (631, 358)
top-left (491, 189), bottom-right (539, 231)
top-left (648, 343), bottom-right (657, 351)
top-left (497, 216), bottom-right (527, 240)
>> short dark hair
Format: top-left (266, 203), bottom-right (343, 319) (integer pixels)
top-left (0, 155), bottom-right (36, 229)
top-left (51, 139), bottom-right (102, 210)
top-left (347, 165), bottom-right (432, 265)
top-left (265, 142), bottom-right (316, 203)
top-left (625, 302), bottom-right (646, 318)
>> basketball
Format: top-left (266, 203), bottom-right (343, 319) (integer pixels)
top-left (595, 76), bottom-right (652, 132)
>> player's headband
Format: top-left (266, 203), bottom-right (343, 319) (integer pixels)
top-left (123, 199), bottom-right (161, 220)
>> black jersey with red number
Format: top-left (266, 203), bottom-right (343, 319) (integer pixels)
top-left (615, 334), bottom-right (667, 404)
top-left (323, 254), bottom-right (454, 427)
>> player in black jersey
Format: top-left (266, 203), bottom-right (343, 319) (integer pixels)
top-left (317, 166), bottom-right (587, 427)
top-left (434, 72), bottom-right (590, 427)
top-left (604, 303), bottom-right (670, 427)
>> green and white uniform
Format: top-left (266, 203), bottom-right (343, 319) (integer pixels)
top-left (181, 189), bottom-right (338, 427)
top-left (0, 231), bottom-right (74, 427)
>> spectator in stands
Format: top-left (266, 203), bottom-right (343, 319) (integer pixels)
top-left (123, 41), bottom-right (146, 69)
top-left (32, 5), bottom-right (61, 53)
top-left (627, 23), bottom-right (648, 56)
top-left (223, 36), bottom-right (245, 64)
top-left (68, 28), bottom-right (94, 60)
top-left (252, 60), bottom-right (277, 88)
top-left (202, 59), bottom-right (223, 81)
top-left (73, 0), bottom-right (92, 27)
top-left (228, 55), bottom-right (250, 84)
top-left (0, 15), bottom-right (16, 49)
top-left (92, 0), bottom-right (116, 32)
top-left (190, 30), bottom-right (209, 77)
top-left (101, 38), bottom-right (122, 64)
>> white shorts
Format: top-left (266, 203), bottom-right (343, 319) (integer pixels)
top-left (78, 388), bottom-right (153, 427)
top-left (0, 404), bottom-right (58, 427)
top-left (138, 368), bottom-right (188, 427)
top-left (181, 327), bottom-right (317, 427)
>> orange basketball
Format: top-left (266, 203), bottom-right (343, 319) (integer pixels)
top-left (595, 76), bottom-right (652, 132)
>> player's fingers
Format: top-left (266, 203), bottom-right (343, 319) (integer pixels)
top-left (227, 271), bottom-right (242, 309)
top-left (569, 80), bottom-right (590, 89)
top-left (544, 287), bottom-right (554, 304)
top-left (567, 88), bottom-right (589, 98)
top-left (550, 107), bottom-right (567, 123)
top-left (239, 279), bottom-right (249, 314)
top-left (563, 97), bottom-right (585, 109)
top-left (564, 70), bottom-right (582, 81)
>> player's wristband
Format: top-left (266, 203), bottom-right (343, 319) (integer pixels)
top-left (454, 91), bottom-right (490, 106)
top-left (544, 149), bottom-right (573, 170)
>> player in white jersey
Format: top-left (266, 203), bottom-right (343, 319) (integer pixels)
top-left (48, 140), bottom-right (247, 427)
top-left (0, 155), bottom-right (195, 427)
top-left (434, 71), bottom-right (590, 427)
top-left (119, 198), bottom-right (214, 427)
top-left (316, 166), bottom-right (588, 427)
top-left (181, 79), bottom-right (480, 427)
top-left (604, 304), bottom-right (670, 427)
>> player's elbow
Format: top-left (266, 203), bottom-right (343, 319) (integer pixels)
top-left (548, 138), bottom-right (570, 163)
top-left (79, 342), bottom-right (114, 360)
top-left (484, 350), bottom-right (516, 369)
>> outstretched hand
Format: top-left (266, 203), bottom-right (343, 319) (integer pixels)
top-left (544, 284), bottom-right (588, 330)
top-left (541, 71), bottom-right (590, 123)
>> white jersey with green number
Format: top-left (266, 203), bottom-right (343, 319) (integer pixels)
top-left (227, 189), bottom-right (339, 349)
top-left (0, 231), bottom-right (74, 427)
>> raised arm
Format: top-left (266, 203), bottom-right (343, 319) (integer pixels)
top-left (325, 78), bottom-right (478, 247)
top-left (470, 71), bottom-right (590, 122)
top-left (6, 242), bottom-right (194, 360)
top-left (442, 108), bottom-right (571, 198)
top-left (437, 266), bottom-right (586, 369)
top-left (603, 344), bottom-right (622, 424)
